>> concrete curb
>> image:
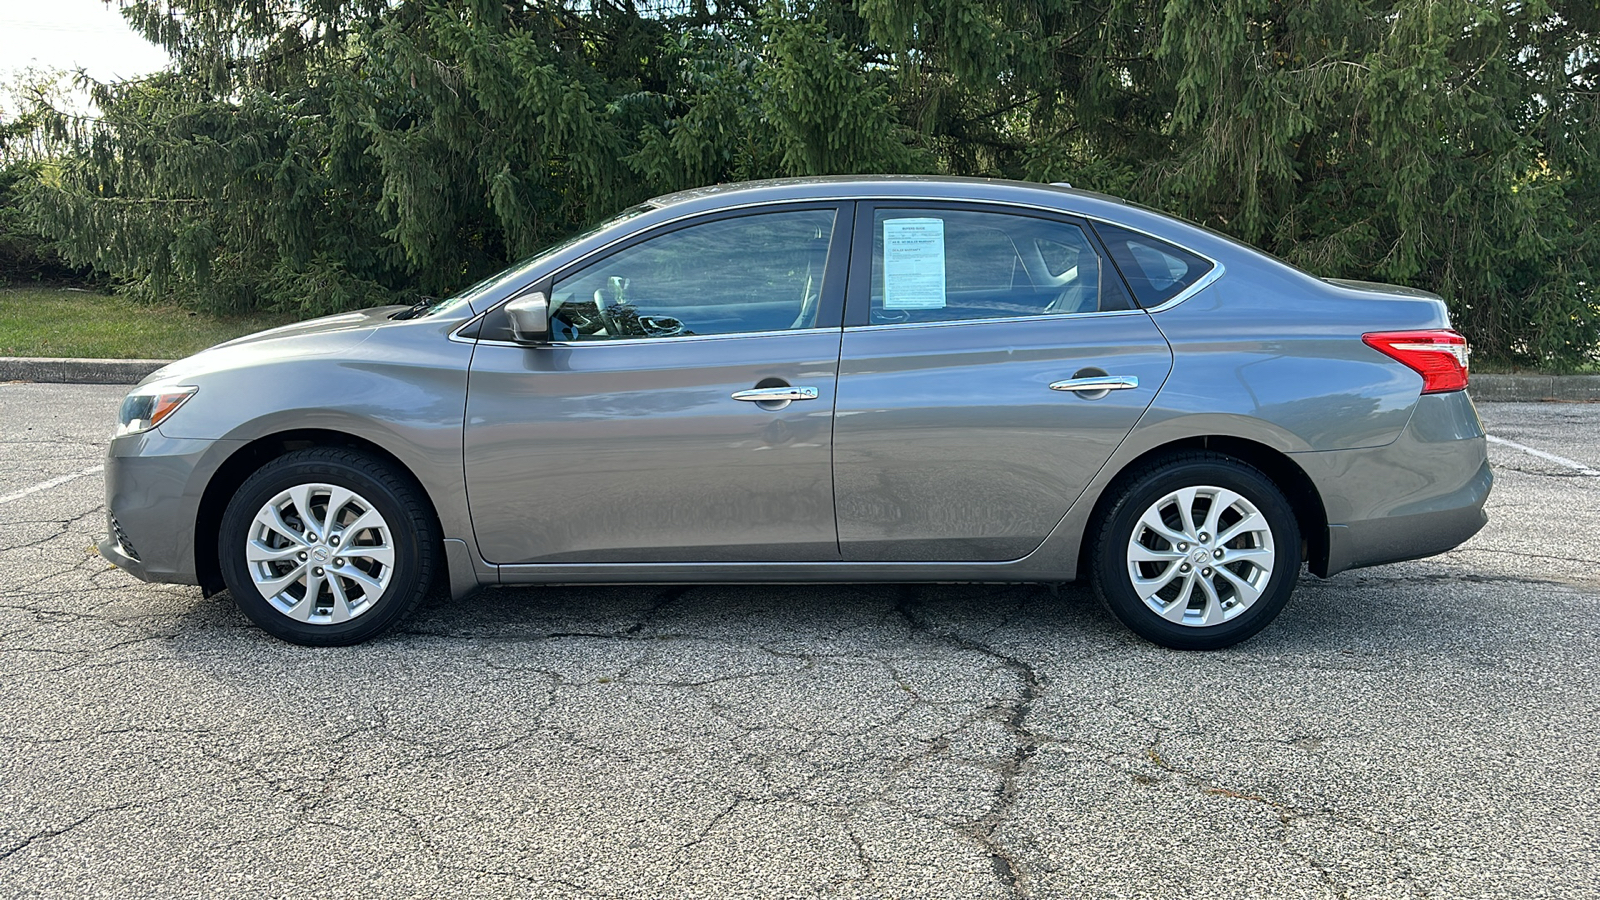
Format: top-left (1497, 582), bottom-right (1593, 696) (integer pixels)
top-left (2, 356), bottom-right (1597, 401)
top-left (1470, 374), bottom-right (1600, 403)
top-left (1, 357), bottom-right (170, 385)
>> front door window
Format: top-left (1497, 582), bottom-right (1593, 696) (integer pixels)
top-left (550, 209), bottom-right (839, 341)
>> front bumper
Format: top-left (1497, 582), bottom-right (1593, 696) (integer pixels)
top-left (98, 430), bottom-right (242, 586)
top-left (97, 532), bottom-right (188, 584)
top-left (1293, 389), bottom-right (1492, 577)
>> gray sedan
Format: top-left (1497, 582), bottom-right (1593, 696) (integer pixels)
top-left (99, 177), bottom-right (1490, 650)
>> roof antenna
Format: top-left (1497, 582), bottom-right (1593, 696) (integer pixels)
top-left (1050, 181), bottom-right (1073, 188)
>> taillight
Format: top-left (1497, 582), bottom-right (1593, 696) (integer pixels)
top-left (1361, 330), bottom-right (1469, 393)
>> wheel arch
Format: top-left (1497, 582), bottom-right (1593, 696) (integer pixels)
top-left (194, 429), bottom-right (446, 595)
top-left (1074, 435), bottom-right (1331, 581)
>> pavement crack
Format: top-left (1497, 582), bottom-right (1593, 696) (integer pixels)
top-left (624, 585), bottom-right (690, 635)
top-left (0, 798), bottom-right (169, 861)
top-left (895, 586), bottom-right (1040, 900)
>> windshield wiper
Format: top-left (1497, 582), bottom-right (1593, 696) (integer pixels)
top-left (390, 296), bottom-right (439, 320)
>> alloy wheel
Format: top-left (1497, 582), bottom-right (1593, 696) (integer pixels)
top-left (246, 482), bottom-right (395, 625)
top-left (1125, 485), bottom-right (1276, 628)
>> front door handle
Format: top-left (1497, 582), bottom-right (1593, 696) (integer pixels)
top-left (1049, 375), bottom-right (1140, 393)
top-left (731, 386), bottom-right (819, 402)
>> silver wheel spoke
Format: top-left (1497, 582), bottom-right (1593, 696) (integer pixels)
top-left (1214, 565), bottom-right (1264, 608)
top-left (265, 506), bottom-right (309, 546)
top-left (246, 540), bottom-right (301, 564)
top-left (320, 486), bottom-right (355, 538)
top-left (1221, 546), bottom-right (1274, 569)
top-left (326, 576), bottom-right (357, 624)
top-left (334, 562), bottom-right (385, 598)
top-left (257, 565), bottom-right (307, 597)
top-left (1173, 486), bottom-right (1200, 536)
top-left (1157, 574), bottom-right (1198, 622)
top-left (1129, 543), bottom-right (1184, 563)
top-left (348, 543), bottom-right (394, 569)
top-left (1217, 511), bottom-right (1266, 546)
top-left (338, 507), bottom-right (383, 540)
top-left (1200, 488), bottom-right (1242, 540)
top-left (286, 484), bottom-right (315, 530)
top-left (1136, 508), bottom-right (1187, 546)
top-left (284, 570), bottom-right (324, 622)
top-left (1132, 562), bottom-right (1184, 600)
top-left (1195, 575), bottom-right (1225, 626)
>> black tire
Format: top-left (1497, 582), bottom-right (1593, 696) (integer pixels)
top-left (218, 448), bottom-right (438, 646)
top-left (1090, 453), bottom-right (1301, 650)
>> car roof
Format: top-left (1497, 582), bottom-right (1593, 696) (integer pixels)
top-left (644, 176), bottom-right (1269, 267)
top-left (647, 175), bottom-right (1132, 215)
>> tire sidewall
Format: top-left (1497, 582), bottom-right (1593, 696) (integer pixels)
top-left (219, 452), bottom-right (429, 645)
top-left (1095, 458), bottom-right (1301, 651)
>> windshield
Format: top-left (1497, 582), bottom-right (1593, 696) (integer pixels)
top-left (407, 204), bottom-right (654, 317)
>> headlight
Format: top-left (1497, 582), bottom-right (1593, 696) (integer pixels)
top-left (116, 385), bottom-right (198, 437)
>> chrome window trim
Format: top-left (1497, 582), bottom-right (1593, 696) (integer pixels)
top-left (470, 326), bottom-right (840, 349)
top-left (451, 191), bottom-right (1226, 343)
top-left (844, 308), bottom-right (1147, 334)
top-left (832, 195), bottom-right (1223, 260)
top-left (1143, 260), bottom-right (1226, 313)
top-left (851, 198), bottom-right (1224, 316)
top-left (452, 199), bottom-right (849, 344)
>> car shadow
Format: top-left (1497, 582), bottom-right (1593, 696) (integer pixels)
top-left (395, 579), bottom-right (1121, 648)
top-left (164, 563), bottom-right (1535, 661)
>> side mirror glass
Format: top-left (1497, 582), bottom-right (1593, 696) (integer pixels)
top-left (505, 291), bottom-right (550, 344)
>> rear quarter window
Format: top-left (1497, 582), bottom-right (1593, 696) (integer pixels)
top-left (1094, 222), bottom-right (1215, 308)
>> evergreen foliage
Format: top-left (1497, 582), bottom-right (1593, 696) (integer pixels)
top-left (0, 76), bottom-right (85, 284)
top-left (11, 0), bottom-right (1598, 366)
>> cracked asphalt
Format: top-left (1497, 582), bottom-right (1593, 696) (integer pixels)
top-left (1, 384), bottom-right (1596, 899)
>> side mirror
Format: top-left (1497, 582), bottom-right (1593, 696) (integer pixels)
top-left (505, 291), bottom-right (550, 344)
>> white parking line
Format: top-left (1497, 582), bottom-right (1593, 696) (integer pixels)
top-left (0, 464), bottom-right (105, 506)
top-left (1486, 435), bottom-right (1600, 476)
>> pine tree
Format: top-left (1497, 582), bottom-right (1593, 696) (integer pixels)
top-left (14, 0), bottom-right (1597, 366)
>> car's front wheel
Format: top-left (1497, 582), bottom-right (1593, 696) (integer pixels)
top-left (218, 448), bottom-right (437, 646)
top-left (1090, 453), bottom-right (1301, 650)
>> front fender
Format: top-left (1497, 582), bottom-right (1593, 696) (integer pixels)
top-left (157, 326), bottom-right (475, 549)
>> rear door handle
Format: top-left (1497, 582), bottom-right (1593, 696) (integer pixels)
top-left (731, 386), bottom-right (819, 402)
top-left (1049, 375), bottom-right (1140, 393)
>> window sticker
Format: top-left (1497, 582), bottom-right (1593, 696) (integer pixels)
top-left (883, 218), bottom-right (946, 309)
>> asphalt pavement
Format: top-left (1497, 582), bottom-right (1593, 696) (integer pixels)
top-left (0, 384), bottom-right (1595, 899)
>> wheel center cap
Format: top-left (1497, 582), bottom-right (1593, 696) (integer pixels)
top-left (1190, 547), bottom-right (1210, 565)
top-left (311, 547), bottom-right (331, 562)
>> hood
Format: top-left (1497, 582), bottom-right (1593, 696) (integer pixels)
top-left (138, 306), bottom-right (402, 386)
top-left (211, 305), bottom-right (407, 350)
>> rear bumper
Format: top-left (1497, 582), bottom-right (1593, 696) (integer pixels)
top-left (1293, 390), bottom-right (1491, 577)
top-left (1319, 460), bottom-right (1490, 575)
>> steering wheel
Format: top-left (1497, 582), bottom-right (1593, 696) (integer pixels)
top-left (592, 276), bottom-right (629, 336)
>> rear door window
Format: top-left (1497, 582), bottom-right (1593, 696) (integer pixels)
top-left (863, 207), bottom-right (1131, 325)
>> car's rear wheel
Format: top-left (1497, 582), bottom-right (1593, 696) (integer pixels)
top-left (218, 448), bottom-right (437, 646)
top-left (1090, 453), bottom-right (1301, 650)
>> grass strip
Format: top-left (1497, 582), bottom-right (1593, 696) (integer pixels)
top-left (0, 286), bottom-right (296, 360)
